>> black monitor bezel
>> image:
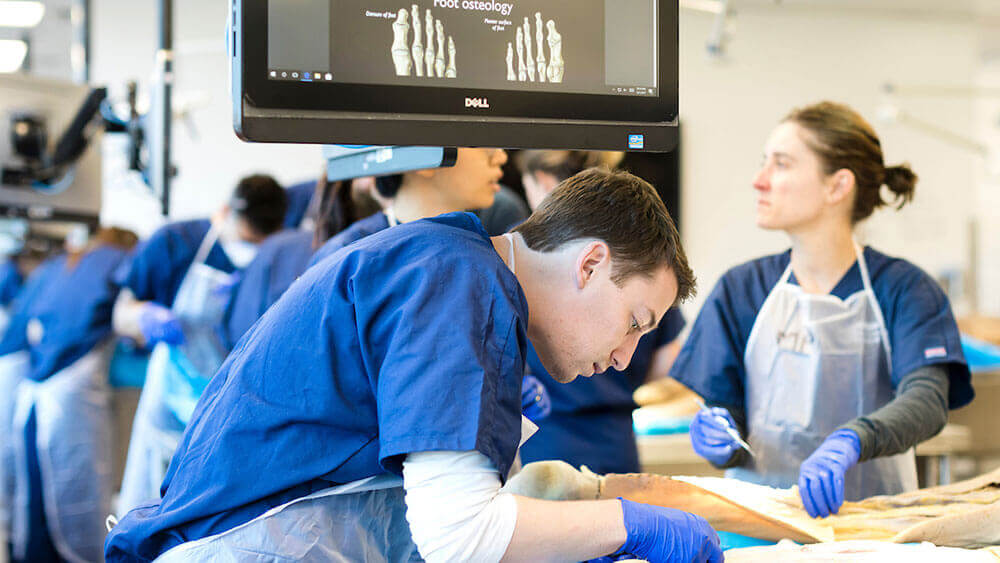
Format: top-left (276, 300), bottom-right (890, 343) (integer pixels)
top-left (240, 0), bottom-right (678, 123)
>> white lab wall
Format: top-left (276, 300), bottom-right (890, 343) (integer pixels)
top-left (86, 0), bottom-right (997, 313)
top-left (677, 6), bottom-right (984, 319)
top-left (974, 49), bottom-right (1000, 317)
top-left (90, 0), bottom-right (320, 238)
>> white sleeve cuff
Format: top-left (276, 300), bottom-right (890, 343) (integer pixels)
top-left (403, 450), bottom-right (518, 563)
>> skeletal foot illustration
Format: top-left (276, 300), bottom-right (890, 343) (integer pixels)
top-left (516, 27), bottom-right (526, 81)
top-left (524, 18), bottom-right (535, 82)
top-left (535, 12), bottom-right (546, 82)
top-left (446, 36), bottom-right (456, 78)
top-left (434, 20), bottom-right (446, 78)
top-left (424, 9), bottom-right (435, 76)
top-left (411, 5), bottom-right (423, 76)
top-left (391, 9), bottom-right (412, 76)
top-left (506, 42), bottom-right (515, 80)
top-left (546, 20), bottom-right (563, 83)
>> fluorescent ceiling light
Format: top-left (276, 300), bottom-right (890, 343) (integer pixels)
top-left (0, 39), bottom-right (27, 72)
top-left (680, 0), bottom-right (725, 14)
top-left (0, 1), bottom-right (45, 28)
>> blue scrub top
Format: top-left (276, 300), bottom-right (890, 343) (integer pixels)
top-left (0, 245), bottom-right (130, 381)
top-left (519, 308), bottom-right (686, 473)
top-left (670, 247), bottom-right (974, 415)
top-left (115, 219), bottom-right (236, 308)
top-left (104, 212), bottom-right (529, 562)
top-left (308, 211), bottom-right (390, 268)
top-left (219, 229), bottom-right (314, 350)
top-left (283, 180), bottom-right (316, 229)
top-left (0, 258), bottom-right (21, 306)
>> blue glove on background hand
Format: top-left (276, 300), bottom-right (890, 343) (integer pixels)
top-left (521, 374), bottom-right (551, 422)
top-left (615, 497), bottom-right (722, 563)
top-left (798, 428), bottom-right (861, 518)
top-left (139, 303), bottom-right (185, 346)
top-left (212, 272), bottom-right (242, 297)
top-left (690, 407), bottom-right (741, 466)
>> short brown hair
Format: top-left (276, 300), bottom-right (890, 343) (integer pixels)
top-left (514, 168), bottom-right (696, 304)
top-left (784, 101), bottom-right (917, 223)
top-left (515, 150), bottom-right (624, 182)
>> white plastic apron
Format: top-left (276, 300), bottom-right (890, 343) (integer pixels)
top-left (0, 351), bottom-right (29, 562)
top-left (8, 343), bottom-right (113, 563)
top-left (0, 306), bottom-right (10, 338)
top-left (153, 417), bottom-right (538, 562)
top-left (728, 244), bottom-right (917, 500)
top-left (117, 227), bottom-right (232, 516)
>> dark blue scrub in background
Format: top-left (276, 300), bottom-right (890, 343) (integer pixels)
top-left (670, 247), bottom-right (974, 416)
top-left (105, 213), bottom-right (529, 562)
top-left (219, 229), bottom-right (314, 350)
top-left (308, 211), bottom-right (390, 268)
top-left (0, 259), bottom-right (20, 307)
top-left (0, 247), bottom-right (129, 381)
top-left (519, 308), bottom-right (686, 474)
top-left (282, 180), bottom-right (316, 230)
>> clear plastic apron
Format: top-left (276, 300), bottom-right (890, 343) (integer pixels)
top-left (0, 306), bottom-right (10, 338)
top-left (155, 475), bottom-right (423, 563)
top-left (729, 243), bottom-right (918, 500)
top-left (153, 417), bottom-right (538, 562)
top-left (0, 351), bottom-right (29, 563)
top-left (9, 344), bottom-right (113, 563)
top-left (117, 227), bottom-right (232, 516)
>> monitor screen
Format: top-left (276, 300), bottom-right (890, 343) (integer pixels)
top-left (266, 0), bottom-right (659, 99)
top-left (231, 0), bottom-right (678, 150)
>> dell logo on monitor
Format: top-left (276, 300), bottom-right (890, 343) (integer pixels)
top-left (465, 97), bottom-right (490, 109)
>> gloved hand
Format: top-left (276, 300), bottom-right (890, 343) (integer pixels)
top-left (211, 272), bottom-right (242, 298)
top-left (138, 303), bottom-right (185, 346)
top-left (521, 374), bottom-right (551, 422)
top-left (613, 497), bottom-right (723, 563)
top-left (798, 428), bottom-right (861, 518)
top-left (690, 407), bottom-right (741, 466)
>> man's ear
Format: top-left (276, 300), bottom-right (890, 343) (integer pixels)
top-left (575, 241), bottom-right (610, 290)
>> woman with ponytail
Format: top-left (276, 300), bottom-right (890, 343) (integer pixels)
top-left (672, 102), bottom-right (973, 518)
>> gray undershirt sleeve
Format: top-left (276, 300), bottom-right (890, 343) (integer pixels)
top-left (711, 365), bottom-right (950, 469)
top-left (840, 365), bottom-right (951, 463)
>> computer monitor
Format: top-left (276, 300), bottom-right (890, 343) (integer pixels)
top-left (231, 0), bottom-right (678, 151)
top-left (0, 75), bottom-right (102, 224)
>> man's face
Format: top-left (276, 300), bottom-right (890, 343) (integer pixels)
top-left (530, 244), bottom-right (679, 383)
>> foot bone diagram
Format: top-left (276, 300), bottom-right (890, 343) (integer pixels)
top-left (391, 5), bottom-right (456, 79)
top-left (506, 13), bottom-right (561, 83)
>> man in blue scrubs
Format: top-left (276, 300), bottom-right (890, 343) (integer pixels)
top-left (1, 228), bottom-right (137, 563)
top-left (219, 175), bottom-right (381, 351)
top-left (112, 174), bottom-right (287, 515)
top-left (0, 257), bottom-right (21, 334)
top-left (105, 168), bottom-right (722, 563)
top-left (513, 149), bottom-right (688, 474)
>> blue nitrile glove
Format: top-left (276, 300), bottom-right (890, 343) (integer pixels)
top-left (521, 374), bottom-right (551, 422)
top-left (614, 497), bottom-right (723, 563)
top-left (690, 407), bottom-right (741, 466)
top-left (138, 303), bottom-right (185, 346)
top-left (798, 428), bottom-right (861, 518)
top-left (212, 271), bottom-right (242, 298)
